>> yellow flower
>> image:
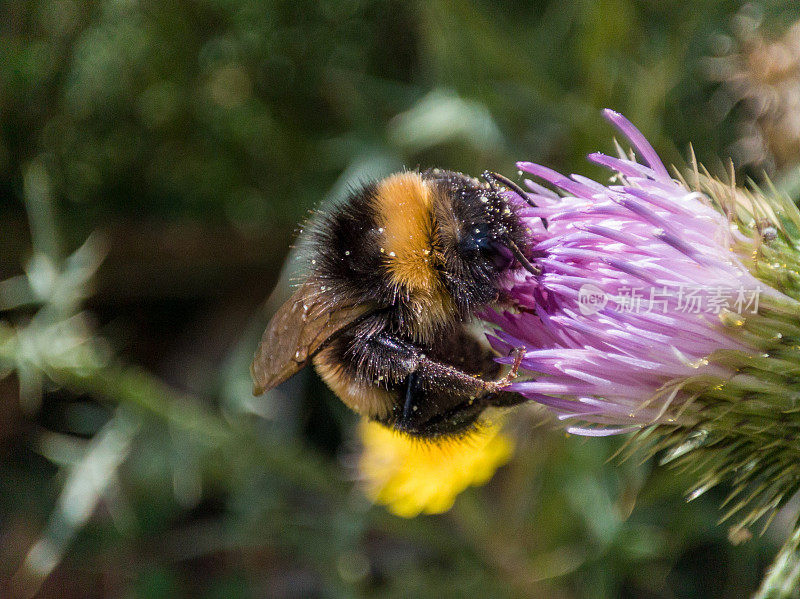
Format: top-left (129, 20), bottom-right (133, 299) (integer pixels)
top-left (357, 415), bottom-right (513, 518)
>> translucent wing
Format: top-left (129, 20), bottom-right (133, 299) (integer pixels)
top-left (251, 282), bottom-right (371, 394)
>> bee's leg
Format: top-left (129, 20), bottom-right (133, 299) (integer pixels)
top-left (401, 370), bottom-right (422, 422)
top-left (491, 347), bottom-right (525, 387)
top-left (370, 333), bottom-right (508, 394)
top-left (365, 333), bottom-right (526, 435)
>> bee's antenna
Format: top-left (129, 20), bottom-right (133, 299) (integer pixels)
top-left (482, 171), bottom-right (548, 229)
top-left (506, 239), bottom-right (541, 276)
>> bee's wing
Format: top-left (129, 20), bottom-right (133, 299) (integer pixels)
top-left (251, 282), bottom-right (371, 394)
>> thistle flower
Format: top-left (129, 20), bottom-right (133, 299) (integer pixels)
top-left (485, 109), bottom-right (800, 540)
top-left (358, 415), bottom-right (512, 518)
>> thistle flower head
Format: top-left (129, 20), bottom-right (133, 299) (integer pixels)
top-left (486, 109), bottom-right (800, 531)
top-left (487, 110), bottom-right (795, 431)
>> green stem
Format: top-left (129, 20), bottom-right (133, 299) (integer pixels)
top-left (754, 526), bottom-right (800, 599)
top-left (53, 362), bottom-right (345, 494)
top-left (55, 362), bottom-right (230, 446)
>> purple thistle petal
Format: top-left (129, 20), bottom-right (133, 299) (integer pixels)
top-left (652, 229), bottom-right (710, 266)
top-left (621, 186), bottom-right (703, 216)
top-left (600, 257), bottom-right (657, 284)
top-left (570, 174), bottom-right (609, 193)
top-left (602, 109), bottom-right (670, 179)
top-left (523, 178), bottom-right (561, 200)
top-left (609, 194), bottom-right (678, 234)
top-left (588, 152), bottom-right (657, 178)
top-left (573, 223), bottom-right (645, 248)
top-left (565, 425), bottom-right (641, 436)
top-left (518, 162), bottom-right (599, 198)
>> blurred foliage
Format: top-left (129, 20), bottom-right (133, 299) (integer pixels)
top-left (2, 0), bottom-right (800, 597)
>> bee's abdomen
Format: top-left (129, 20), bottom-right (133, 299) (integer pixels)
top-left (313, 332), bottom-right (397, 420)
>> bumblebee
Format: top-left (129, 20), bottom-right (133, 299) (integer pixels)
top-left (251, 169), bottom-right (540, 439)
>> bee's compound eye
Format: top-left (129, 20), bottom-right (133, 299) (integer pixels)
top-left (460, 222), bottom-right (492, 253)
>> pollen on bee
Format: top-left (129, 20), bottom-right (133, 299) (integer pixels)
top-left (389, 251), bottom-right (396, 257)
top-left (378, 227), bottom-right (384, 233)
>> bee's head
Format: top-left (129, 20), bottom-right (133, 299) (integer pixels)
top-left (423, 169), bottom-right (533, 314)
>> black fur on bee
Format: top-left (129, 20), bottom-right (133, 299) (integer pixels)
top-left (252, 169), bottom-right (536, 439)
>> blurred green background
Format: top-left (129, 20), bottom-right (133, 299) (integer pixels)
top-left (3, 1), bottom-right (800, 597)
